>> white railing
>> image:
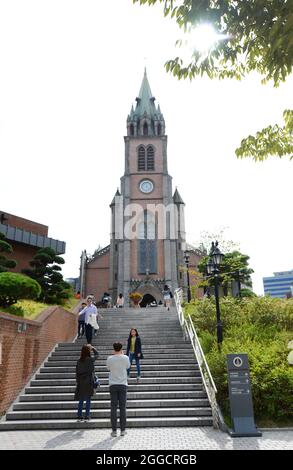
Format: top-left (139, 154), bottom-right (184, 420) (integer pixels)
top-left (174, 288), bottom-right (227, 431)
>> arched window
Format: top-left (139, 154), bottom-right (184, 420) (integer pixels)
top-left (138, 146), bottom-right (146, 171)
top-left (157, 124), bottom-right (162, 136)
top-left (147, 146), bottom-right (155, 170)
top-left (138, 211), bottom-right (157, 274)
top-left (130, 124), bottom-right (134, 136)
top-left (143, 122), bottom-right (148, 136)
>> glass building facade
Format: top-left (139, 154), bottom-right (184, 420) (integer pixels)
top-left (263, 270), bottom-right (293, 298)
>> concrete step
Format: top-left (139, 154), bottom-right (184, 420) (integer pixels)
top-left (35, 370), bottom-right (201, 379)
top-left (25, 384), bottom-right (203, 394)
top-left (51, 352), bottom-right (195, 359)
top-left (6, 407), bottom-right (212, 421)
top-left (57, 344), bottom-right (193, 350)
top-left (0, 304), bottom-right (214, 431)
top-left (19, 390), bottom-right (208, 402)
top-left (0, 416), bottom-right (213, 430)
top-left (41, 364), bottom-right (200, 372)
top-left (30, 377), bottom-right (202, 386)
top-left (46, 358), bottom-right (197, 365)
top-left (13, 398), bottom-right (210, 410)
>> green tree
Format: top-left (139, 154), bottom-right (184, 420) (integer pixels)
top-left (0, 272), bottom-right (41, 308)
top-left (0, 232), bottom-right (17, 272)
top-left (198, 250), bottom-right (254, 297)
top-left (22, 247), bottom-right (71, 305)
top-left (134, 0), bottom-right (293, 160)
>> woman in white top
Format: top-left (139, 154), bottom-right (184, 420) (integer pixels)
top-left (116, 293), bottom-right (124, 308)
top-left (162, 284), bottom-right (172, 311)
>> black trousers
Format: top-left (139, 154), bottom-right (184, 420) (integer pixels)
top-left (110, 385), bottom-right (127, 431)
top-left (85, 323), bottom-right (93, 344)
top-left (78, 320), bottom-right (85, 337)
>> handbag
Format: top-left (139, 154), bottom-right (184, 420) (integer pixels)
top-left (93, 375), bottom-right (100, 389)
top-left (88, 314), bottom-right (99, 330)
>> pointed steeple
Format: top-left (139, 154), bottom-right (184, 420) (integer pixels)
top-left (126, 69), bottom-right (165, 137)
top-left (173, 188), bottom-right (185, 205)
top-left (135, 68), bottom-right (156, 119)
top-left (110, 189), bottom-right (121, 207)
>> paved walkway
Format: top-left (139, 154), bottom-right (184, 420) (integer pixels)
top-left (0, 427), bottom-right (292, 450)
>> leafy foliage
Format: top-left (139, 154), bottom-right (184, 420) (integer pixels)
top-left (184, 296), bottom-right (293, 421)
top-left (198, 250), bottom-right (254, 296)
top-left (134, 0), bottom-right (293, 85)
top-left (236, 110), bottom-right (293, 161)
top-left (22, 247), bottom-right (71, 305)
top-left (0, 272), bottom-right (41, 308)
top-left (0, 232), bottom-right (17, 272)
top-left (133, 0), bottom-right (293, 161)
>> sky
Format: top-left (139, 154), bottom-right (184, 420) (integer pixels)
top-left (0, 0), bottom-right (292, 295)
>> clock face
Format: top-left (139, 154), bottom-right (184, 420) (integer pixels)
top-left (139, 180), bottom-right (154, 194)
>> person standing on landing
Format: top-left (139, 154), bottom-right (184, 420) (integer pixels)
top-left (74, 344), bottom-right (99, 422)
top-left (106, 342), bottom-right (130, 437)
top-left (126, 328), bottom-right (143, 383)
top-left (78, 297), bottom-right (98, 344)
top-left (116, 293), bottom-right (124, 309)
top-left (77, 302), bottom-right (86, 338)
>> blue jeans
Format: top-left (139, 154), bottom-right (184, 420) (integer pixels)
top-left (127, 352), bottom-right (141, 377)
top-left (77, 398), bottom-right (91, 418)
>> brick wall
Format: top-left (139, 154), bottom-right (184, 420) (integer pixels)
top-left (0, 306), bottom-right (77, 415)
top-left (0, 212), bottom-right (48, 236)
top-left (5, 242), bottom-right (38, 273)
top-left (84, 252), bottom-right (110, 302)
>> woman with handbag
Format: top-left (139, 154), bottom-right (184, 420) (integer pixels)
top-left (162, 284), bottom-right (173, 311)
top-left (74, 344), bottom-right (99, 422)
top-left (126, 328), bottom-right (143, 383)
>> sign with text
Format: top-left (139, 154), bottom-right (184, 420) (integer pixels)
top-left (227, 354), bottom-right (262, 437)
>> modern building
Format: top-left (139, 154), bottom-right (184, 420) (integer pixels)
top-left (0, 211), bottom-right (65, 272)
top-left (263, 270), bottom-right (293, 299)
top-left (79, 70), bottom-right (203, 305)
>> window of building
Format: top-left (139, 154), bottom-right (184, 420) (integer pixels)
top-left (143, 122), bottom-right (148, 136)
top-left (138, 146), bottom-right (146, 171)
top-left (130, 124), bottom-right (134, 136)
top-left (158, 123), bottom-right (162, 136)
top-left (137, 211), bottom-right (157, 274)
top-left (147, 146), bottom-right (155, 170)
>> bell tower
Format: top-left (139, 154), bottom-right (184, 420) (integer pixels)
top-left (109, 70), bottom-right (186, 305)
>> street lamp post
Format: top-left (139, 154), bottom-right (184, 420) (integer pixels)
top-left (206, 241), bottom-right (224, 351)
top-left (184, 251), bottom-right (191, 303)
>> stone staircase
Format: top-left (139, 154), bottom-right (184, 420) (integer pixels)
top-left (0, 307), bottom-right (213, 429)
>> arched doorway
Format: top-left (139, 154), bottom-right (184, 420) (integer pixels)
top-left (140, 293), bottom-right (157, 308)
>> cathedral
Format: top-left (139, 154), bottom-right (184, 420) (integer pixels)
top-left (79, 70), bottom-right (202, 306)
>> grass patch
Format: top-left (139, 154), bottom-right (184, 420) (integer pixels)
top-left (0, 297), bottom-right (79, 320)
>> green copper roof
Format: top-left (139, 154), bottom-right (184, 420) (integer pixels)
top-left (132, 69), bottom-right (162, 120)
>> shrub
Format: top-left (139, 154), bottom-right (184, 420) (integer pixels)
top-left (184, 296), bottom-right (293, 422)
top-left (129, 292), bottom-right (143, 302)
top-left (0, 272), bottom-right (41, 308)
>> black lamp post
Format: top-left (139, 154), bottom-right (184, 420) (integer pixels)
top-left (206, 241), bottom-right (224, 351)
top-left (184, 251), bottom-right (191, 303)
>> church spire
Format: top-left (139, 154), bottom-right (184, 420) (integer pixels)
top-left (126, 69), bottom-right (165, 137)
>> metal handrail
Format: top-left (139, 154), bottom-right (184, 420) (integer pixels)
top-left (174, 288), bottom-right (227, 431)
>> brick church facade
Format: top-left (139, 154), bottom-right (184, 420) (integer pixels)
top-left (79, 71), bottom-right (202, 305)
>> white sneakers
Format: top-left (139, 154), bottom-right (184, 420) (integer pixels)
top-left (111, 430), bottom-right (127, 437)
